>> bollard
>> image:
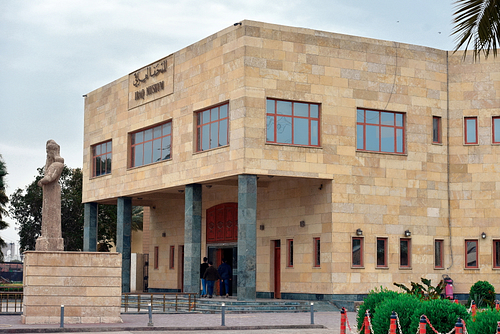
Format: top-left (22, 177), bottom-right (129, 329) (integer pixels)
top-left (147, 303), bottom-right (154, 326)
top-left (310, 302), bottom-right (314, 325)
top-left (471, 301), bottom-right (476, 321)
top-left (389, 311), bottom-right (397, 334)
top-left (340, 308), bottom-right (346, 334)
top-left (221, 302), bottom-right (226, 326)
top-left (455, 318), bottom-right (463, 334)
top-left (60, 305), bottom-right (64, 328)
top-left (364, 310), bottom-right (371, 334)
top-left (419, 315), bottom-right (427, 334)
top-left (454, 299), bottom-right (459, 304)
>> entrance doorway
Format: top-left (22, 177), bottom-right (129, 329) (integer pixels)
top-left (208, 246), bottom-right (237, 296)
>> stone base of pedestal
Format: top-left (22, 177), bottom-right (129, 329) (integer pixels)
top-left (22, 251), bottom-right (122, 324)
top-left (35, 237), bottom-right (64, 251)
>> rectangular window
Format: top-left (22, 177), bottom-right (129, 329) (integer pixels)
top-left (376, 237), bottom-right (388, 267)
top-left (196, 102), bottom-right (229, 152)
top-left (435, 239), bottom-right (444, 269)
top-left (352, 237), bottom-right (364, 267)
top-left (287, 239), bottom-right (293, 267)
top-left (131, 121), bottom-right (172, 167)
top-left (154, 246), bottom-right (159, 270)
top-left (357, 108), bottom-right (405, 154)
top-left (400, 238), bottom-right (411, 268)
top-left (464, 117), bottom-right (478, 145)
top-left (433, 116), bottom-right (442, 144)
top-left (494, 240), bottom-right (500, 268)
top-left (266, 99), bottom-right (320, 147)
top-left (493, 117), bottom-right (500, 144)
top-left (169, 245), bottom-right (175, 269)
top-left (465, 239), bottom-right (478, 268)
top-left (92, 140), bottom-right (112, 177)
top-left (313, 237), bottom-right (320, 267)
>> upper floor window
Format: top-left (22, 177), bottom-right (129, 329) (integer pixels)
top-left (130, 122), bottom-right (172, 168)
top-left (493, 117), bottom-right (500, 144)
top-left (196, 103), bottom-right (229, 152)
top-left (357, 108), bottom-right (405, 154)
top-left (376, 237), bottom-right (388, 268)
top-left (464, 117), bottom-right (478, 145)
top-left (92, 140), bottom-right (112, 177)
top-left (266, 99), bottom-right (320, 147)
top-left (433, 116), bottom-right (442, 144)
top-left (352, 237), bottom-right (364, 267)
top-left (465, 239), bottom-right (478, 268)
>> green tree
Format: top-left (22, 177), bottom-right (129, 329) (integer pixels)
top-left (452, 0), bottom-right (500, 60)
top-left (0, 155), bottom-right (9, 261)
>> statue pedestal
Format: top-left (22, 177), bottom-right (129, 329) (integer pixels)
top-left (35, 237), bottom-right (64, 251)
top-left (22, 251), bottom-right (122, 324)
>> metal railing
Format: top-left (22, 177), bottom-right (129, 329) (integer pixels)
top-left (0, 292), bottom-right (23, 313)
top-left (122, 293), bottom-right (198, 313)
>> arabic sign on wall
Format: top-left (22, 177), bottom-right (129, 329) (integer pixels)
top-left (128, 55), bottom-right (174, 109)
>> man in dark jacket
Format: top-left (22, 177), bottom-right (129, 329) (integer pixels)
top-left (203, 261), bottom-right (221, 298)
top-left (200, 257), bottom-right (209, 297)
top-left (218, 259), bottom-right (232, 298)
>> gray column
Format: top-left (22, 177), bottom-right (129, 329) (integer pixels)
top-left (83, 202), bottom-right (98, 252)
top-left (183, 184), bottom-right (202, 293)
top-left (117, 197), bottom-right (132, 293)
top-left (237, 174), bottom-right (257, 301)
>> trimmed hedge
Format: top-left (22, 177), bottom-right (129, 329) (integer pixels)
top-left (371, 293), bottom-right (421, 334)
top-left (409, 299), bottom-right (470, 334)
top-left (356, 287), bottom-right (399, 329)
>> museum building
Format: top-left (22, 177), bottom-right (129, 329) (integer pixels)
top-left (82, 20), bottom-right (500, 304)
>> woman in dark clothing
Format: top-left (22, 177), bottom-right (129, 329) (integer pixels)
top-left (203, 261), bottom-right (221, 298)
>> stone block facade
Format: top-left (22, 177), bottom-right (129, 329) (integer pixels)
top-left (83, 20), bottom-right (500, 301)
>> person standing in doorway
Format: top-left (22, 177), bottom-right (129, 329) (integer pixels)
top-left (218, 259), bottom-right (232, 298)
top-left (200, 257), bottom-right (209, 297)
top-left (203, 261), bottom-right (221, 298)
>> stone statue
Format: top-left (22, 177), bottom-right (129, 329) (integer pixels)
top-left (35, 140), bottom-right (64, 251)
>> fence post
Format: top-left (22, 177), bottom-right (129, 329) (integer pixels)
top-left (455, 318), bottom-right (463, 334)
top-left (221, 302), bottom-right (226, 326)
top-left (310, 302), bottom-right (314, 325)
top-left (419, 315), bottom-right (426, 334)
top-left (340, 307), bottom-right (346, 334)
top-left (389, 311), bottom-right (397, 334)
top-left (364, 310), bottom-right (371, 334)
top-left (60, 305), bottom-right (64, 328)
top-left (147, 303), bottom-right (154, 327)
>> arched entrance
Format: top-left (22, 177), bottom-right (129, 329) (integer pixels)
top-left (206, 203), bottom-right (238, 296)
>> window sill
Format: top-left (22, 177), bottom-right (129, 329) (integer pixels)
top-left (399, 267), bottom-right (412, 270)
top-left (356, 150), bottom-right (407, 156)
top-left (351, 266), bottom-right (364, 269)
top-left (376, 266), bottom-right (389, 270)
top-left (127, 158), bottom-right (172, 171)
top-left (464, 267), bottom-right (479, 270)
top-left (265, 142), bottom-right (322, 149)
top-left (193, 144), bottom-right (229, 155)
top-left (434, 267), bottom-right (445, 270)
top-left (90, 173), bottom-right (112, 179)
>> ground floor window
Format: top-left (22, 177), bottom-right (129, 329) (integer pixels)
top-left (169, 246), bottom-right (175, 269)
top-left (313, 238), bottom-right (320, 267)
top-left (400, 238), bottom-right (411, 268)
top-left (287, 239), bottom-right (293, 267)
top-left (352, 237), bottom-right (363, 267)
top-left (376, 237), bottom-right (388, 267)
top-left (465, 239), bottom-right (478, 268)
top-left (434, 239), bottom-right (444, 269)
top-left (154, 246), bottom-right (159, 270)
top-left (494, 240), bottom-right (500, 268)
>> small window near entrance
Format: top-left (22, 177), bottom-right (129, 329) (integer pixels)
top-left (313, 237), bottom-right (320, 267)
top-left (352, 237), bottom-right (363, 267)
top-left (287, 239), bottom-right (293, 267)
top-left (400, 238), bottom-right (411, 268)
top-left (154, 246), bottom-right (159, 270)
top-left (376, 237), bottom-right (388, 268)
top-left (169, 246), bottom-right (175, 269)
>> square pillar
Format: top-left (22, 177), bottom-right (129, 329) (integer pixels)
top-left (117, 197), bottom-right (132, 293)
top-left (183, 184), bottom-right (202, 293)
top-left (237, 174), bottom-right (257, 301)
top-left (83, 202), bottom-right (98, 252)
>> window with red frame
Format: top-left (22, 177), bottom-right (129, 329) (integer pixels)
top-left (131, 122), bottom-right (171, 167)
top-left (287, 239), bottom-right (293, 267)
top-left (493, 117), bottom-right (500, 144)
top-left (376, 237), bottom-right (388, 267)
top-left (357, 108), bottom-right (405, 154)
top-left (400, 238), bottom-right (411, 268)
top-left (433, 116), bottom-right (442, 144)
top-left (92, 140), bottom-right (112, 177)
top-left (169, 246), bottom-right (175, 269)
top-left (196, 103), bottom-right (229, 152)
top-left (352, 237), bottom-right (363, 267)
top-left (434, 239), bottom-right (444, 269)
top-left (313, 237), bottom-right (320, 267)
top-left (154, 246), bottom-right (159, 269)
top-left (465, 239), bottom-right (478, 268)
top-left (266, 99), bottom-right (320, 146)
top-left (494, 240), bottom-right (500, 268)
top-left (464, 117), bottom-right (478, 145)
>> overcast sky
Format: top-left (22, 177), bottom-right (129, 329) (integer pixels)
top-left (0, 0), bottom-right (456, 246)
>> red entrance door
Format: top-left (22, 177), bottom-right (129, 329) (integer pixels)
top-left (274, 240), bottom-right (281, 299)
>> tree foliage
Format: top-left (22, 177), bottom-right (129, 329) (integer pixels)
top-left (9, 165), bottom-right (142, 252)
top-left (452, 0), bottom-right (500, 60)
top-left (0, 155), bottom-right (9, 261)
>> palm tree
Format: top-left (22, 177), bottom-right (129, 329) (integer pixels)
top-left (452, 0), bottom-right (500, 60)
top-left (0, 155), bottom-right (8, 261)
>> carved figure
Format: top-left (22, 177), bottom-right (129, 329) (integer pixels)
top-left (35, 140), bottom-right (64, 251)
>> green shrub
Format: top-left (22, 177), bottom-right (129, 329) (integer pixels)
top-left (467, 309), bottom-right (500, 334)
top-left (356, 287), bottom-right (399, 329)
top-left (371, 294), bottom-right (421, 334)
top-left (468, 281), bottom-right (496, 309)
top-left (409, 299), bottom-right (470, 334)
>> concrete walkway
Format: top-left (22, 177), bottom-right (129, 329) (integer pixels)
top-left (0, 310), bottom-right (359, 333)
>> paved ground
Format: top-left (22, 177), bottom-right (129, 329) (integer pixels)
top-left (0, 311), bottom-right (359, 333)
